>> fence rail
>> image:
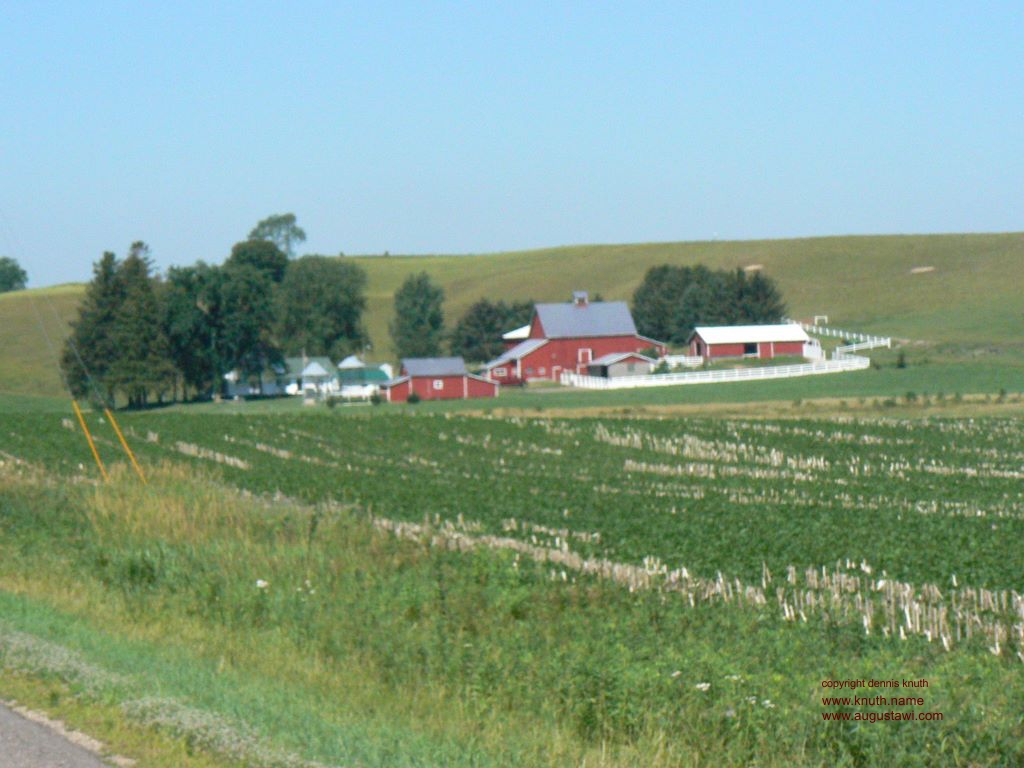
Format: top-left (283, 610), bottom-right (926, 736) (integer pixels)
top-left (560, 356), bottom-right (870, 390)
top-left (788, 319), bottom-right (892, 347)
top-left (660, 354), bottom-right (704, 368)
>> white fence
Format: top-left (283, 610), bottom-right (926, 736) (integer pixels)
top-left (660, 354), bottom-right (704, 368)
top-left (834, 338), bottom-right (891, 357)
top-left (789, 319), bottom-right (892, 348)
top-left (560, 356), bottom-right (870, 390)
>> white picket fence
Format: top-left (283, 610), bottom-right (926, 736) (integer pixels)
top-left (560, 356), bottom-right (870, 390)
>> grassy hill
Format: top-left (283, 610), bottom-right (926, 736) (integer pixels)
top-left (0, 284), bottom-right (82, 399)
top-left (3, 232), bottom-right (1023, 399)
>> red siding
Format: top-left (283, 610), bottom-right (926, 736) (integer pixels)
top-left (517, 335), bottom-right (665, 379)
top-left (466, 376), bottom-right (499, 398)
top-left (772, 341), bottom-right (805, 357)
top-left (411, 374), bottom-right (466, 401)
top-left (385, 379), bottom-right (412, 402)
top-left (706, 342), bottom-right (747, 358)
top-left (690, 334), bottom-right (809, 360)
top-left (386, 375), bottom-right (497, 402)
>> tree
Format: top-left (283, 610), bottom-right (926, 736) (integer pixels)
top-left (0, 257), bottom-right (27, 292)
top-left (61, 243), bottom-right (176, 407)
top-left (219, 263), bottom-right (280, 386)
top-left (248, 213), bottom-right (306, 259)
top-left (449, 298), bottom-right (534, 362)
top-left (276, 255), bottom-right (368, 359)
top-left (61, 252), bottom-right (123, 403)
top-left (631, 264), bottom-right (684, 343)
top-left (633, 263), bottom-right (788, 345)
top-left (736, 270), bottom-right (786, 323)
top-left (107, 242), bottom-right (176, 407)
top-left (161, 262), bottom-right (224, 399)
top-left (390, 272), bottom-right (445, 358)
top-left (226, 239), bottom-right (289, 283)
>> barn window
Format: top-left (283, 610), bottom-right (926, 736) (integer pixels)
top-left (493, 367), bottom-right (507, 377)
top-left (627, 363), bottom-right (635, 372)
top-left (743, 343), bottom-right (758, 356)
top-left (577, 348), bottom-right (593, 364)
top-left (525, 367), bottom-right (534, 375)
top-left (538, 367), bottom-right (546, 375)
top-left (433, 379), bottom-right (444, 390)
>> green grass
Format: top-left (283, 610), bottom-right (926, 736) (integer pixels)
top-left (0, 285), bottom-right (81, 399)
top-left (4, 233), bottom-right (1024, 400)
top-left (2, 462), bottom-right (1023, 767)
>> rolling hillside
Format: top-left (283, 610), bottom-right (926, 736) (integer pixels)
top-left (3, 232), bottom-right (1022, 399)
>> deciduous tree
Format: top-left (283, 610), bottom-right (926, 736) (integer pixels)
top-left (248, 213), bottom-right (306, 259)
top-left (219, 263), bottom-right (280, 386)
top-left (226, 239), bottom-right (289, 283)
top-left (0, 256), bottom-right (27, 292)
top-left (276, 255), bottom-right (368, 360)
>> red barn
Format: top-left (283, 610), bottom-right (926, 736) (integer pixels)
top-left (687, 324), bottom-right (812, 360)
top-left (483, 291), bottom-right (666, 384)
top-left (382, 357), bottom-right (499, 402)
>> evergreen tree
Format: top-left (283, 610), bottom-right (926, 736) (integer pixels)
top-left (390, 272), bottom-right (445, 358)
top-left (275, 255), bottom-right (368, 359)
top-left (108, 242), bottom-right (176, 407)
top-left (61, 252), bottom-right (123, 403)
top-left (737, 270), bottom-right (786, 323)
top-left (633, 263), bottom-right (787, 344)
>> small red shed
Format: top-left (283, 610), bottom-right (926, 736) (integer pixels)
top-left (382, 357), bottom-right (499, 402)
top-left (687, 324), bottom-right (812, 360)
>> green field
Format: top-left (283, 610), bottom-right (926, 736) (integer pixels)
top-left (2, 409), bottom-right (1024, 765)
top-left (4, 232), bottom-right (1024, 400)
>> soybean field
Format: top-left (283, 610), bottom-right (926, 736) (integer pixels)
top-left (4, 410), bottom-right (1024, 663)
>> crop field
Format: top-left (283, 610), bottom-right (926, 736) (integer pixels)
top-left (4, 410), bottom-right (1024, 664)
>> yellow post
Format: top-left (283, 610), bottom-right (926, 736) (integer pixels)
top-left (71, 399), bottom-right (109, 482)
top-left (104, 408), bottom-right (147, 484)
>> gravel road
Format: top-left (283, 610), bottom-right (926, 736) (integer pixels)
top-left (0, 702), bottom-right (112, 768)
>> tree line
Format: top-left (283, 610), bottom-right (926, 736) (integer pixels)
top-left (62, 222), bottom-right (787, 405)
top-left (62, 215), bottom-right (369, 407)
top-left (389, 264), bottom-right (785, 364)
top-left (631, 264), bottom-right (786, 345)
top-left (389, 271), bottom-right (533, 363)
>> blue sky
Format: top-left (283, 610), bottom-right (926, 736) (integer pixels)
top-left (1, 2), bottom-right (1021, 286)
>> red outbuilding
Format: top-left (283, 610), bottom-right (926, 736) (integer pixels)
top-left (687, 324), bottom-right (813, 360)
top-left (483, 291), bottom-right (666, 384)
top-left (382, 357), bottom-right (499, 402)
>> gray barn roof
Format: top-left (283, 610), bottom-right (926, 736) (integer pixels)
top-left (484, 339), bottom-right (548, 368)
top-left (534, 300), bottom-right (637, 338)
top-left (589, 351), bottom-right (656, 367)
top-left (401, 357), bottom-right (468, 377)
